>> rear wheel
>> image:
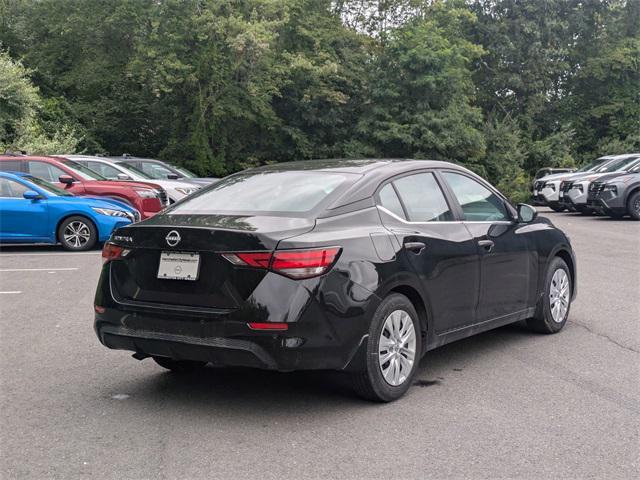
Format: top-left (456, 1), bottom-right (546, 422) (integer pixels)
top-left (352, 293), bottom-right (422, 402)
top-left (627, 191), bottom-right (640, 220)
top-left (152, 356), bottom-right (207, 373)
top-left (527, 257), bottom-right (571, 334)
top-left (57, 216), bottom-right (97, 251)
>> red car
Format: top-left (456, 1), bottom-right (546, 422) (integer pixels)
top-left (0, 154), bottom-right (166, 219)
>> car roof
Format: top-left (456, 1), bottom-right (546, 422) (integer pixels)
top-left (242, 159), bottom-right (475, 213)
top-left (0, 154), bottom-right (61, 162)
top-left (0, 171), bottom-right (29, 179)
top-left (249, 158), bottom-right (461, 175)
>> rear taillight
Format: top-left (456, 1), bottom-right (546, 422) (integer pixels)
top-left (221, 247), bottom-right (341, 279)
top-left (101, 242), bottom-right (129, 263)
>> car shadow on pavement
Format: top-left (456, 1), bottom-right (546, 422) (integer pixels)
top-left (101, 322), bottom-right (539, 412)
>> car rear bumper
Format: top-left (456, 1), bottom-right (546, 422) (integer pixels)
top-left (94, 267), bottom-right (378, 372)
top-left (95, 308), bottom-right (369, 372)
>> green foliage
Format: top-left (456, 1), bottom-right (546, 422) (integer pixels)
top-left (0, 49), bottom-right (81, 154)
top-left (0, 0), bottom-right (637, 199)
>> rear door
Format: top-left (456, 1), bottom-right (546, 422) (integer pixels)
top-left (377, 171), bottom-right (480, 333)
top-left (440, 170), bottom-right (535, 322)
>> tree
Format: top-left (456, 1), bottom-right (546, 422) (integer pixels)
top-left (0, 50), bottom-right (80, 154)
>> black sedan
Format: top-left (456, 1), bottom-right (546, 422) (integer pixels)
top-left (94, 159), bottom-right (576, 401)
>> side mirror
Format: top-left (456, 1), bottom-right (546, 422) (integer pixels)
top-left (58, 175), bottom-right (75, 185)
top-left (116, 173), bottom-right (131, 180)
top-left (23, 190), bottom-right (42, 200)
top-left (517, 203), bottom-right (538, 223)
top-left (167, 173), bottom-right (179, 180)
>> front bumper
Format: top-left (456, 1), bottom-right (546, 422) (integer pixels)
top-left (566, 188), bottom-right (588, 207)
top-left (587, 191), bottom-right (626, 215)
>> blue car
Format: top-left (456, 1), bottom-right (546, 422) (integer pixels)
top-left (0, 172), bottom-right (138, 250)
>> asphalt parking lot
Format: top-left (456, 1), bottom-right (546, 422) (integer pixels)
top-left (1, 210), bottom-right (638, 479)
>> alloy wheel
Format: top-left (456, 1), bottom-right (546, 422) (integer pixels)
top-left (378, 310), bottom-right (416, 386)
top-left (63, 221), bottom-right (91, 248)
top-left (549, 269), bottom-right (570, 323)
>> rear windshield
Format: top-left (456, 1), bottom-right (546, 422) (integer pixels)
top-left (169, 170), bottom-right (351, 215)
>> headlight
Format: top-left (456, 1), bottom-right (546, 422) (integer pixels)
top-left (544, 182), bottom-right (556, 191)
top-left (134, 188), bottom-right (157, 198)
top-left (92, 207), bottom-right (130, 218)
top-left (175, 187), bottom-right (196, 196)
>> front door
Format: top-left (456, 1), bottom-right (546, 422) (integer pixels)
top-left (440, 171), bottom-right (535, 322)
top-left (0, 178), bottom-right (49, 240)
top-left (377, 171), bottom-right (480, 334)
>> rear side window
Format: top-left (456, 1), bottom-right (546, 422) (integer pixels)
top-left (170, 170), bottom-right (351, 215)
top-left (378, 183), bottom-right (406, 219)
top-left (442, 172), bottom-right (508, 221)
top-left (392, 173), bottom-right (453, 222)
top-left (0, 160), bottom-right (23, 172)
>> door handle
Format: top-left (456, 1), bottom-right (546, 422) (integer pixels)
top-left (404, 242), bottom-right (426, 254)
top-left (478, 239), bottom-right (494, 253)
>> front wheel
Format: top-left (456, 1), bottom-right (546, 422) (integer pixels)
top-left (57, 216), bottom-right (97, 251)
top-left (527, 257), bottom-right (572, 334)
top-left (627, 191), bottom-right (640, 220)
top-left (352, 293), bottom-right (422, 402)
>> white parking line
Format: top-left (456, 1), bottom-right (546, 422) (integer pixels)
top-left (0, 268), bottom-right (79, 272)
top-left (0, 291), bottom-right (22, 294)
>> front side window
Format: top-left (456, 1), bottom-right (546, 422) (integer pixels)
top-left (170, 170), bottom-right (351, 215)
top-left (139, 162), bottom-right (175, 179)
top-left (85, 161), bottom-right (123, 180)
top-left (442, 172), bottom-right (508, 222)
top-left (392, 173), bottom-right (453, 222)
top-left (0, 178), bottom-right (29, 198)
top-left (27, 161), bottom-right (67, 183)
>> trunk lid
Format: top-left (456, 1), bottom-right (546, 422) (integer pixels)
top-left (109, 214), bottom-right (314, 310)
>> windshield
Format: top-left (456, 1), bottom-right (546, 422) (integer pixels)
top-left (575, 158), bottom-right (607, 173)
top-left (115, 162), bottom-right (153, 179)
top-left (598, 157), bottom-right (639, 173)
top-left (26, 175), bottom-right (73, 196)
top-left (175, 166), bottom-right (197, 177)
top-left (623, 159), bottom-right (640, 173)
top-left (170, 170), bottom-right (351, 216)
top-left (58, 158), bottom-right (106, 180)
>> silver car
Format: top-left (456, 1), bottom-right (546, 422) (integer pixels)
top-left (63, 155), bottom-right (202, 204)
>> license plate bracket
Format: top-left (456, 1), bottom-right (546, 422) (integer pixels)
top-left (157, 251), bottom-right (200, 281)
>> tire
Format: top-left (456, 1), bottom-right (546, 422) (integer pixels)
top-left (627, 191), bottom-right (640, 220)
top-left (577, 206), bottom-right (592, 215)
top-left (527, 257), bottom-right (572, 334)
top-left (57, 216), bottom-right (97, 251)
top-left (351, 293), bottom-right (422, 402)
top-left (549, 205), bottom-right (565, 212)
top-left (152, 356), bottom-right (207, 373)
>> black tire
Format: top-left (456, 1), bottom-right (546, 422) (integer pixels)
top-left (57, 216), bottom-right (97, 251)
top-left (549, 205), bottom-right (565, 212)
top-left (627, 191), bottom-right (640, 221)
top-left (152, 356), bottom-right (207, 373)
top-left (351, 293), bottom-right (422, 402)
top-left (527, 257), bottom-right (572, 334)
top-left (577, 205), bottom-right (592, 215)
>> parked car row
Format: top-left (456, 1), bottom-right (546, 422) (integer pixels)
top-left (0, 152), bottom-right (218, 250)
top-left (532, 153), bottom-right (640, 220)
